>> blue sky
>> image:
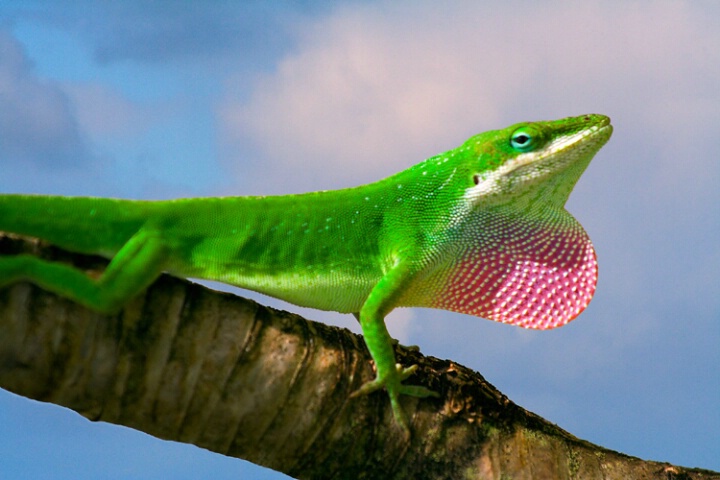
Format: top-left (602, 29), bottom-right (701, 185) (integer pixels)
top-left (1, 1), bottom-right (718, 478)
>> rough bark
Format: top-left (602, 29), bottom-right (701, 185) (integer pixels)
top-left (0, 234), bottom-right (717, 480)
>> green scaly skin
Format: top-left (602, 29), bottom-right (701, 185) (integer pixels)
top-left (0, 114), bottom-right (612, 433)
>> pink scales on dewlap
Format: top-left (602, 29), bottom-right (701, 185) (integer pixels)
top-left (432, 210), bottom-right (598, 330)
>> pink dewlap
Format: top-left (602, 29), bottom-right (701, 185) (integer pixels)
top-left (433, 217), bottom-right (598, 330)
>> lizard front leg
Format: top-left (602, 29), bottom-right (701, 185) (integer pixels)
top-left (350, 260), bottom-right (438, 435)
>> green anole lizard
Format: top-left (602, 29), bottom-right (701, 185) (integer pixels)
top-left (0, 114), bottom-right (612, 433)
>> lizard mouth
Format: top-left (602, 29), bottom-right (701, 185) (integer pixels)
top-left (515, 119), bottom-right (612, 173)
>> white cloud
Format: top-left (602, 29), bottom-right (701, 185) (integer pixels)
top-left (62, 83), bottom-right (156, 139)
top-left (0, 30), bottom-right (89, 167)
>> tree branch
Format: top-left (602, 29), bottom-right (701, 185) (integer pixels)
top-left (1, 234), bottom-right (717, 480)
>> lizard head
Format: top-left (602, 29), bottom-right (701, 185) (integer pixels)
top-left (462, 114), bottom-right (612, 210)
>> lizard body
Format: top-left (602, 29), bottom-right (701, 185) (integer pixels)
top-left (0, 114), bottom-right (612, 431)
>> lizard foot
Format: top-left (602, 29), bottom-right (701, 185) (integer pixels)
top-left (351, 363), bottom-right (438, 435)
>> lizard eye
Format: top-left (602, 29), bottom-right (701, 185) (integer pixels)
top-left (510, 127), bottom-right (536, 152)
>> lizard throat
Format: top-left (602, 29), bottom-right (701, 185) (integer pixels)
top-left (411, 208), bottom-right (597, 330)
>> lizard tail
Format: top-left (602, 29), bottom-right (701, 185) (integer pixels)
top-left (0, 194), bottom-right (151, 257)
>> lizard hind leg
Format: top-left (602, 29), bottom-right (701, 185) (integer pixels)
top-left (0, 229), bottom-right (168, 314)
